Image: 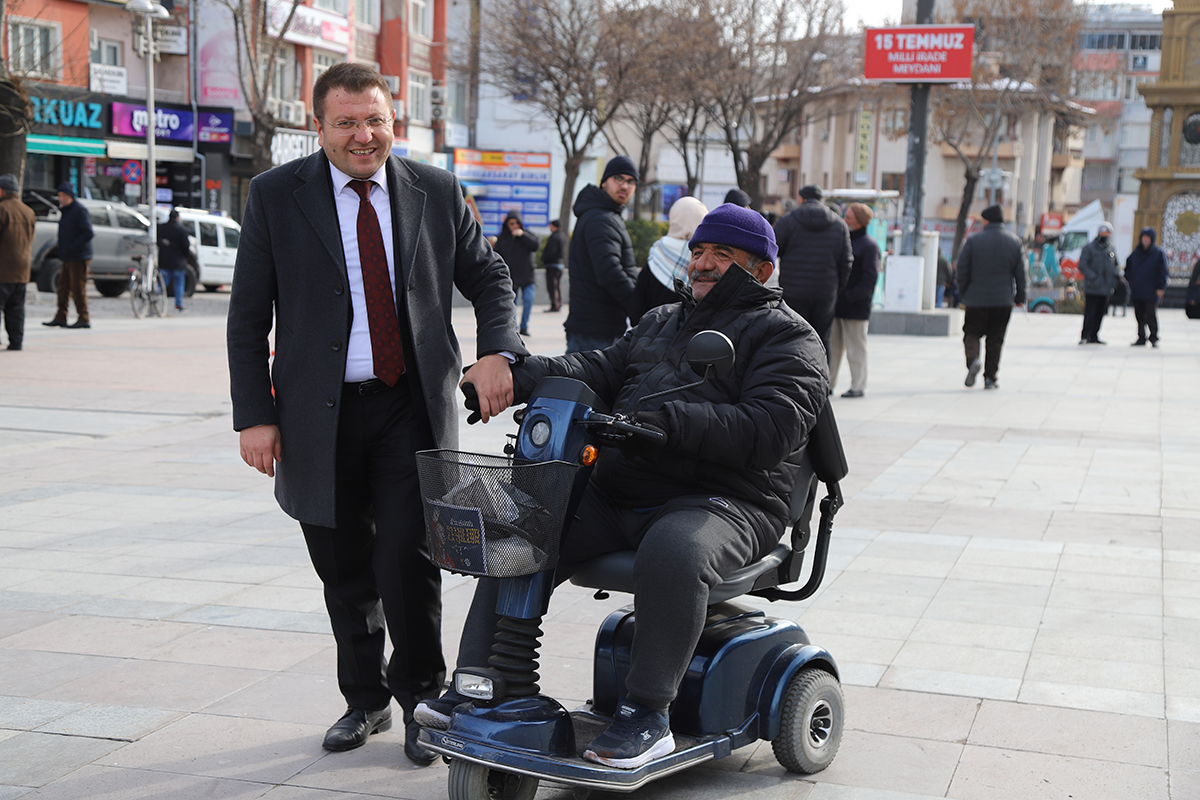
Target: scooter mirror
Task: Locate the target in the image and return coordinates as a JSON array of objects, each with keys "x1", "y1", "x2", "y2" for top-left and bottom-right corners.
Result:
[{"x1": 686, "y1": 330, "x2": 735, "y2": 379}]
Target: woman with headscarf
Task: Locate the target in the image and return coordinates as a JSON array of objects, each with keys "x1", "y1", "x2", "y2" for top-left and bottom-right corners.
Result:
[{"x1": 629, "y1": 196, "x2": 708, "y2": 325}]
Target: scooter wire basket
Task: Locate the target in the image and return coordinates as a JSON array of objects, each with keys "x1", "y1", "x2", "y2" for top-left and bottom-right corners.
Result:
[{"x1": 416, "y1": 449, "x2": 582, "y2": 578}]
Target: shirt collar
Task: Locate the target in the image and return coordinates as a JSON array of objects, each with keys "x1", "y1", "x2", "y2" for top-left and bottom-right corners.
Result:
[{"x1": 328, "y1": 160, "x2": 389, "y2": 199}]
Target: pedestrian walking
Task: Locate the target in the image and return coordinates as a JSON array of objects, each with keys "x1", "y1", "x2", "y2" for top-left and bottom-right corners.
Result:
[
  {"x1": 157, "y1": 209, "x2": 192, "y2": 313},
  {"x1": 0, "y1": 174, "x2": 36, "y2": 351},
  {"x1": 830, "y1": 203, "x2": 880, "y2": 398},
  {"x1": 564, "y1": 155, "x2": 639, "y2": 353},
  {"x1": 1124, "y1": 226, "x2": 1168, "y2": 347},
  {"x1": 43, "y1": 181, "x2": 94, "y2": 329},
  {"x1": 936, "y1": 247, "x2": 953, "y2": 307},
  {"x1": 494, "y1": 209, "x2": 539, "y2": 336},
  {"x1": 542, "y1": 218, "x2": 566, "y2": 312},
  {"x1": 956, "y1": 204, "x2": 1026, "y2": 390},
  {"x1": 774, "y1": 184, "x2": 852, "y2": 363},
  {"x1": 226, "y1": 63, "x2": 527, "y2": 765},
  {"x1": 629, "y1": 195, "x2": 707, "y2": 325},
  {"x1": 1078, "y1": 221, "x2": 1119, "y2": 344}
]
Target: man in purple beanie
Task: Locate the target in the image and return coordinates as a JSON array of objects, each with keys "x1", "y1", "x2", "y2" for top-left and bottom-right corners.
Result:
[{"x1": 417, "y1": 203, "x2": 829, "y2": 769}]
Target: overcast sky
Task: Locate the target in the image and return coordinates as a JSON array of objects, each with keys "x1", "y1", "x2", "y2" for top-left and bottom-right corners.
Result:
[{"x1": 847, "y1": 0, "x2": 1173, "y2": 28}]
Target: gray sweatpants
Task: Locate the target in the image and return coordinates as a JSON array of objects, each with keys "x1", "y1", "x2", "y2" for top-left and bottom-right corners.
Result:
[{"x1": 457, "y1": 482, "x2": 779, "y2": 710}]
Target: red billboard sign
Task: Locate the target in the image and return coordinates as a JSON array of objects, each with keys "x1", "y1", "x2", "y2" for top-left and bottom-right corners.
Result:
[{"x1": 864, "y1": 25, "x2": 975, "y2": 83}]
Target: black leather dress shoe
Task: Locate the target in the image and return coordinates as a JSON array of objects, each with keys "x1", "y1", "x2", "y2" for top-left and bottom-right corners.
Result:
[
  {"x1": 42, "y1": 319, "x2": 66, "y2": 327},
  {"x1": 68, "y1": 320, "x2": 91, "y2": 329},
  {"x1": 322, "y1": 706, "x2": 392, "y2": 751},
  {"x1": 405, "y1": 719, "x2": 437, "y2": 766}
]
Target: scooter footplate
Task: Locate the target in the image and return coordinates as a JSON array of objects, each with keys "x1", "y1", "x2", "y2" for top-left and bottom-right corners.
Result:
[{"x1": 419, "y1": 711, "x2": 734, "y2": 792}]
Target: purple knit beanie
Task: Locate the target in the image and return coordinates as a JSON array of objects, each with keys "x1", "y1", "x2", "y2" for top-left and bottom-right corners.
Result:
[{"x1": 688, "y1": 203, "x2": 778, "y2": 263}]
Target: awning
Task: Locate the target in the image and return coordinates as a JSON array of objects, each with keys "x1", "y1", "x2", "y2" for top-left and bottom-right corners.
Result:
[
  {"x1": 27, "y1": 134, "x2": 108, "y2": 157},
  {"x1": 105, "y1": 141, "x2": 195, "y2": 163}
]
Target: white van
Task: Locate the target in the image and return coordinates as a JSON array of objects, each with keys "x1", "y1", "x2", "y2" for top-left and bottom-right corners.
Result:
[{"x1": 154, "y1": 207, "x2": 241, "y2": 295}]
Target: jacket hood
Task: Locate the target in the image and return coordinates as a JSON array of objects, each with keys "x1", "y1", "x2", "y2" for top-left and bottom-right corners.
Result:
[
  {"x1": 496, "y1": 209, "x2": 524, "y2": 241},
  {"x1": 573, "y1": 183, "x2": 622, "y2": 218},
  {"x1": 1139, "y1": 227, "x2": 1157, "y2": 247},
  {"x1": 795, "y1": 199, "x2": 838, "y2": 232}
]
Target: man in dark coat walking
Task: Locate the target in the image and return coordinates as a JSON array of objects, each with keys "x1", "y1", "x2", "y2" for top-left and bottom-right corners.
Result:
[
  {"x1": 227, "y1": 63, "x2": 527, "y2": 764},
  {"x1": 0, "y1": 174, "x2": 36, "y2": 350},
  {"x1": 542, "y1": 218, "x2": 566, "y2": 312},
  {"x1": 1124, "y1": 227, "x2": 1168, "y2": 347},
  {"x1": 956, "y1": 204, "x2": 1026, "y2": 390},
  {"x1": 44, "y1": 181, "x2": 94, "y2": 329},
  {"x1": 830, "y1": 202, "x2": 880, "y2": 397},
  {"x1": 157, "y1": 209, "x2": 192, "y2": 313},
  {"x1": 773, "y1": 184, "x2": 852, "y2": 362},
  {"x1": 417, "y1": 203, "x2": 829, "y2": 770},
  {"x1": 1078, "y1": 221, "x2": 1119, "y2": 344},
  {"x1": 564, "y1": 155, "x2": 639, "y2": 353}
]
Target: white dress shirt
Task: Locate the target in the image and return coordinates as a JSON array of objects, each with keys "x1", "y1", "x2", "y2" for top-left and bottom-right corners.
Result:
[{"x1": 329, "y1": 161, "x2": 399, "y2": 383}]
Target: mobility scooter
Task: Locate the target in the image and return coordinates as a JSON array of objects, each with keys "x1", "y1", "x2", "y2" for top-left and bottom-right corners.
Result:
[{"x1": 415, "y1": 331, "x2": 849, "y2": 800}]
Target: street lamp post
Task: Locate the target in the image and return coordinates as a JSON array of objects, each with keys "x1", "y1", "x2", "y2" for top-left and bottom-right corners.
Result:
[{"x1": 127, "y1": 0, "x2": 170, "y2": 297}]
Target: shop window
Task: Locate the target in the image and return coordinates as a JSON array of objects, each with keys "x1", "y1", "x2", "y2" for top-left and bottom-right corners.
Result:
[
  {"x1": 199, "y1": 221, "x2": 219, "y2": 247},
  {"x1": 10, "y1": 18, "x2": 60, "y2": 79}
]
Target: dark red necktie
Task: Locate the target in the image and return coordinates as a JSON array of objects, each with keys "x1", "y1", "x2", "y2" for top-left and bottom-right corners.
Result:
[{"x1": 348, "y1": 179, "x2": 404, "y2": 386}]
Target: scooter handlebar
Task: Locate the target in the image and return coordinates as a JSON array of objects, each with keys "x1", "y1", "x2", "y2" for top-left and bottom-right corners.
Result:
[{"x1": 580, "y1": 413, "x2": 667, "y2": 444}]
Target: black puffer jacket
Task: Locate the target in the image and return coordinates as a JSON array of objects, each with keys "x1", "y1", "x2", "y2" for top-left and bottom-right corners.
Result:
[
  {"x1": 513, "y1": 265, "x2": 830, "y2": 529},
  {"x1": 774, "y1": 200, "x2": 852, "y2": 306},
  {"x1": 493, "y1": 212, "x2": 540, "y2": 288},
  {"x1": 564, "y1": 184, "x2": 637, "y2": 338}
]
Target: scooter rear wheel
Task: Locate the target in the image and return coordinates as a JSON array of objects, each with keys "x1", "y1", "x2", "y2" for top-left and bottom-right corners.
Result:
[
  {"x1": 447, "y1": 759, "x2": 539, "y2": 800},
  {"x1": 772, "y1": 667, "x2": 844, "y2": 774}
]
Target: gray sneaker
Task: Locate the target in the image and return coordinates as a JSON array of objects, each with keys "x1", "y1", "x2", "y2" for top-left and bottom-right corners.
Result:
[
  {"x1": 583, "y1": 699, "x2": 675, "y2": 769},
  {"x1": 965, "y1": 358, "x2": 981, "y2": 387},
  {"x1": 413, "y1": 690, "x2": 469, "y2": 730}
]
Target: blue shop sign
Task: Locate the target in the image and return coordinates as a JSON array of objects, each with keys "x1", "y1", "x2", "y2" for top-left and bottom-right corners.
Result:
[{"x1": 30, "y1": 96, "x2": 103, "y2": 130}]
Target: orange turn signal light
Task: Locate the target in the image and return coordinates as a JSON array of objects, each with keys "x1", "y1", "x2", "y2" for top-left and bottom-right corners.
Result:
[{"x1": 581, "y1": 445, "x2": 598, "y2": 466}]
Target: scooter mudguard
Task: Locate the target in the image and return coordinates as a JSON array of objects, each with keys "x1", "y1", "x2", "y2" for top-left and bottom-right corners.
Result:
[
  {"x1": 444, "y1": 695, "x2": 576, "y2": 758},
  {"x1": 594, "y1": 602, "x2": 837, "y2": 738}
]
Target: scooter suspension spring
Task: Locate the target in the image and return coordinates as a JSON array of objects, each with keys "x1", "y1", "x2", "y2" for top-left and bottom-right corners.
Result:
[{"x1": 488, "y1": 615, "x2": 543, "y2": 697}]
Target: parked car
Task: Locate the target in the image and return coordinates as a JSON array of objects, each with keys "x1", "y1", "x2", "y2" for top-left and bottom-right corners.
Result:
[
  {"x1": 170, "y1": 208, "x2": 241, "y2": 295},
  {"x1": 27, "y1": 191, "x2": 154, "y2": 297}
]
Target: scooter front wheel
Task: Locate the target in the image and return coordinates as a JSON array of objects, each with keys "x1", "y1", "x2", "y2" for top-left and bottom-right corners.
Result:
[
  {"x1": 772, "y1": 667, "x2": 844, "y2": 774},
  {"x1": 447, "y1": 759, "x2": 539, "y2": 800}
]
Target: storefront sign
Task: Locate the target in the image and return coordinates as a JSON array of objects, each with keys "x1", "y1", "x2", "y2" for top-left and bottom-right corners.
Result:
[
  {"x1": 30, "y1": 96, "x2": 104, "y2": 130},
  {"x1": 197, "y1": 0, "x2": 242, "y2": 107},
  {"x1": 156, "y1": 25, "x2": 189, "y2": 55},
  {"x1": 267, "y1": 0, "x2": 350, "y2": 53},
  {"x1": 111, "y1": 102, "x2": 195, "y2": 142},
  {"x1": 271, "y1": 128, "x2": 320, "y2": 166},
  {"x1": 410, "y1": 39, "x2": 432, "y2": 72},
  {"x1": 83, "y1": 157, "x2": 97, "y2": 177},
  {"x1": 89, "y1": 64, "x2": 128, "y2": 96},
  {"x1": 198, "y1": 112, "x2": 233, "y2": 143},
  {"x1": 855, "y1": 108, "x2": 873, "y2": 184},
  {"x1": 864, "y1": 25, "x2": 975, "y2": 83},
  {"x1": 453, "y1": 149, "x2": 552, "y2": 235}
]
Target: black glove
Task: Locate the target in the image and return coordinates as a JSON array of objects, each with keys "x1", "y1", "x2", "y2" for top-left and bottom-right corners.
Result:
[
  {"x1": 616, "y1": 410, "x2": 669, "y2": 460},
  {"x1": 462, "y1": 383, "x2": 482, "y2": 425}
]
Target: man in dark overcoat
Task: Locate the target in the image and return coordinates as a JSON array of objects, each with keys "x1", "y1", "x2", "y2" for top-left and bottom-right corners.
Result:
[
  {"x1": 955, "y1": 204, "x2": 1026, "y2": 390},
  {"x1": 227, "y1": 63, "x2": 527, "y2": 765}
]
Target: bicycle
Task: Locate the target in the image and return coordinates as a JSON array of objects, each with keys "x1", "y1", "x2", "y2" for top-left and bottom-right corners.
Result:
[{"x1": 129, "y1": 255, "x2": 166, "y2": 318}]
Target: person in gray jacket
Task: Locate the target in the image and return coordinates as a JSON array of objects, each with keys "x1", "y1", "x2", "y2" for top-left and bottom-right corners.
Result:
[
  {"x1": 956, "y1": 205, "x2": 1026, "y2": 390},
  {"x1": 1078, "y1": 221, "x2": 1119, "y2": 344}
]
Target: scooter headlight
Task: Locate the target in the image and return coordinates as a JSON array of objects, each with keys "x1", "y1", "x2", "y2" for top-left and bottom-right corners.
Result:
[
  {"x1": 530, "y1": 419, "x2": 551, "y2": 447},
  {"x1": 454, "y1": 668, "x2": 506, "y2": 701}
]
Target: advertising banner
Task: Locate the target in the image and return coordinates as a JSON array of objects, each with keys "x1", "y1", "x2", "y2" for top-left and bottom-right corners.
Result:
[
  {"x1": 111, "y1": 103, "x2": 195, "y2": 142},
  {"x1": 197, "y1": 0, "x2": 242, "y2": 108},
  {"x1": 198, "y1": 111, "x2": 233, "y2": 144},
  {"x1": 864, "y1": 25, "x2": 975, "y2": 83},
  {"x1": 453, "y1": 149, "x2": 552, "y2": 235}
]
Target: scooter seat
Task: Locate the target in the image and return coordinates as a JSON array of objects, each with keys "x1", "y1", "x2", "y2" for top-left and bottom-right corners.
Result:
[{"x1": 568, "y1": 543, "x2": 791, "y2": 604}]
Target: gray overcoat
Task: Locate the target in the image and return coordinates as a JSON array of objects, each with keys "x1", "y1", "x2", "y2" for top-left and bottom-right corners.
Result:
[{"x1": 227, "y1": 151, "x2": 527, "y2": 528}]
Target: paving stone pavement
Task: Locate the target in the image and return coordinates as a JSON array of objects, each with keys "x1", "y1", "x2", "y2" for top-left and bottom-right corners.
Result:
[{"x1": 1, "y1": 294, "x2": 1198, "y2": 799}]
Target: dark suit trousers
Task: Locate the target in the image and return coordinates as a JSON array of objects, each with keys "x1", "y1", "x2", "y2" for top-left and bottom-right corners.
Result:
[
  {"x1": 963, "y1": 305, "x2": 1012, "y2": 381},
  {"x1": 300, "y1": 378, "x2": 444, "y2": 714},
  {"x1": 544, "y1": 265, "x2": 563, "y2": 311},
  {"x1": 788, "y1": 295, "x2": 835, "y2": 365},
  {"x1": 1081, "y1": 294, "x2": 1109, "y2": 342},
  {"x1": 0, "y1": 282, "x2": 25, "y2": 348},
  {"x1": 1132, "y1": 299, "x2": 1159, "y2": 342}
]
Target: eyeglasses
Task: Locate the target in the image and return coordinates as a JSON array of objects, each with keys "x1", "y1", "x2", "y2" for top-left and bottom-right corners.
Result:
[
  {"x1": 324, "y1": 117, "x2": 392, "y2": 133},
  {"x1": 609, "y1": 176, "x2": 637, "y2": 187}
]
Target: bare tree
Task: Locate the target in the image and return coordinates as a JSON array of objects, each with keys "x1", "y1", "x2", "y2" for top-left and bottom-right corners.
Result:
[
  {"x1": 479, "y1": 0, "x2": 639, "y2": 231},
  {"x1": 703, "y1": 0, "x2": 847, "y2": 209},
  {"x1": 0, "y1": 0, "x2": 39, "y2": 190},
  {"x1": 217, "y1": 0, "x2": 303, "y2": 176},
  {"x1": 935, "y1": 0, "x2": 1087, "y2": 257}
]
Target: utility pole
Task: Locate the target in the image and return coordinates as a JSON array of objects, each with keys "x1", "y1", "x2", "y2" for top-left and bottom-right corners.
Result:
[
  {"x1": 468, "y1": 0, "x2": 480, "y2": 148},
  {"x1": 900, "y1": 0, "x2": 935, "y2": 256}
]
